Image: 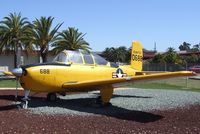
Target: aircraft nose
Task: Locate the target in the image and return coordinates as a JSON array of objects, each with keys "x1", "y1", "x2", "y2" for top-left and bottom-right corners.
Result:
[{"x1": 12, "y1": 68, "x2": 23, "y2": 77}]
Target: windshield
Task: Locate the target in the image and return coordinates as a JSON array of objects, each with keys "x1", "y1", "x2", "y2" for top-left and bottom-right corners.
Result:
[{"x1": 53, "y1": 52, "x2": 68, "y2": 63}]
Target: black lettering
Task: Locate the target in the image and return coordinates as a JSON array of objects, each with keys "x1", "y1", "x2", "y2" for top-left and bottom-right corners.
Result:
[
  {"x1": 132, "y1": 54, "x2": 143, "y2": 62},
  {"x1": 40, "y1": 69, "x2": 50, "y2": 74},
  {"x1": 47, "y1": 69, "x2": 50, "y2": 74}
]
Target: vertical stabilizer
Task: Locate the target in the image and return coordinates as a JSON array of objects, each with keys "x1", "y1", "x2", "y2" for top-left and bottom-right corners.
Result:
[{"x1": 131, "y1": 41, "x2": 143, "y2": 71}]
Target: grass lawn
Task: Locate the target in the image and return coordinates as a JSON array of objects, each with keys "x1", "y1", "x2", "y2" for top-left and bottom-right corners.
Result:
[
  {"x1": 0, "y1": 80, "x2": 20, "y2": 88},
  {"x1": 127, "y1": 77, "x2": 200, "y2": 92},
  {"x1": 0, "y1": 77, "x2": 200, "y2": 92}
]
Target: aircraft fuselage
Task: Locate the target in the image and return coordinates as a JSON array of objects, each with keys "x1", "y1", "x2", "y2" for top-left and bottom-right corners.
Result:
[{"x1": 20, "y1": 63, "x2": 136, "y2": 93}]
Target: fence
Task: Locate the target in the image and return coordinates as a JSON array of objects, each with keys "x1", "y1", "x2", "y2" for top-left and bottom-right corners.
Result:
[
  {"x1": 143, "y1": 62, "x2": 200, "y2": 72},
  {"x1": 141, "y1": 62, "x2": 200, "y2": 89}
]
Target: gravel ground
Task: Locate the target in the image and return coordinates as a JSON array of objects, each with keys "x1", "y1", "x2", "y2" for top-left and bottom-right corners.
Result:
[
  {"x1": 0, "y1": 88, "x2": 200, "y2": 133},
  {"x1": 27, "y1": 88, "x2": 200, "y2": 115}
]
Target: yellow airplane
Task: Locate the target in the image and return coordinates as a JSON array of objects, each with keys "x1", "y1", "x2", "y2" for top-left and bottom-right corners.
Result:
[{"x1": 3, "y1": 41, "x2": 196, "y2": 108}]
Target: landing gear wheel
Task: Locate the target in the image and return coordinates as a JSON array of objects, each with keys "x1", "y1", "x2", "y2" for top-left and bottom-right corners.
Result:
[
  {"x1": 58, "y1": 92, "x2": 66, "y2": 96},
  {"x1": 47, "y1": 93, "x2": 57, "y2": 101},
  {"x1": 102, "y1": 102, "x2": 112, "y2": 107},
  {"x1": 20, "y1": 100, "x2": 28, "y2": 109},
  {"x1": 94, "y1": 96, "x2": 112, "y2": 107}
]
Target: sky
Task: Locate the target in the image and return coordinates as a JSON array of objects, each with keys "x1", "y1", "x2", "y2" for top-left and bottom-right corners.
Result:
[{"x1": 1, "y1": 0, "x2": 200, "y2": 52}]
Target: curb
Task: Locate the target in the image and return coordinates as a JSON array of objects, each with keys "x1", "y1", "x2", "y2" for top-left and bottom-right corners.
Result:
[{"x1": 0, "y1": 88, "x2": 23, "y2": 90}]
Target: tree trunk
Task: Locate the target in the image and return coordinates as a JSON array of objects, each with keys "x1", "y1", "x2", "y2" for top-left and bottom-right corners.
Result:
[
  {"x1": 14, "y1": 51, "x2": 17, "y2": 68},
  {"x1": 40, "y1": 50, "x2": 48, "y2": 63},
  {"x1": 14, "y1": 42, "x2": 22, "y2": 68},
  {"x1": 40, "y1": 45, "x2": 49, "y2": 63}
]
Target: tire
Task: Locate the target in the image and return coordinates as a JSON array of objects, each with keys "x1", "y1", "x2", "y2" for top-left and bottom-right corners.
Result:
[{"x1": 47, "y1": 93, "x2": 57, "y2": 101}]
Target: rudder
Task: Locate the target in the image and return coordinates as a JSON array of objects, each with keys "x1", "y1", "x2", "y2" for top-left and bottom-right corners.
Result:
[{"x1": 131, "y1": 41, "x2": 143, "y2": 71}]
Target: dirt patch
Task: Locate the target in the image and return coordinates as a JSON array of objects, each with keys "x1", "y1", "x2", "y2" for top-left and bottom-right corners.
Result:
[{"x1": 0, "y1": 90, "x2": 199, "y2": 134}]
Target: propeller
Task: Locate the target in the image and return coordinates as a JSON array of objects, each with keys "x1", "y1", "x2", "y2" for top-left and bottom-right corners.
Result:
[{"x1": 12, "y1": 67, "x2": 23, "y2": 100}]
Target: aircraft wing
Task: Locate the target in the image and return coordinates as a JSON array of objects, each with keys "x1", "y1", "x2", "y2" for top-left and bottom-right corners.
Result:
[{"x1": 62, "y1": 71, "x2": 195, "y2": 89}]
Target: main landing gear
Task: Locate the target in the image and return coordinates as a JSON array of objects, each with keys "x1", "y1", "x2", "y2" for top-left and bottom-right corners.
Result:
[
  {"x1": 95, "y1": 96, "x2": 112, "y2": 107},
  {"x1": 95, "y1": 86, "x2": 113, "y2": 107}
]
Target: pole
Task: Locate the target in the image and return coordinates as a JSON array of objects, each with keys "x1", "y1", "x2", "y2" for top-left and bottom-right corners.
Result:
[{"x1": 185, "y1": 61, "x2": 188, "y2": 88}]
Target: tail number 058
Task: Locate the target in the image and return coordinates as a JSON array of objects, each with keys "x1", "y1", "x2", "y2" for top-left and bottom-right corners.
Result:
[{"x1": 132, "y1": 54, "x2": 143, "y2": 62}]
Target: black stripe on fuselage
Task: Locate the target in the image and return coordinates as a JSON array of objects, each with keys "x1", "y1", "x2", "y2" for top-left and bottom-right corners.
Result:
[{"x1": 21, "y1": 62, "x2": 71, "y2": 69}]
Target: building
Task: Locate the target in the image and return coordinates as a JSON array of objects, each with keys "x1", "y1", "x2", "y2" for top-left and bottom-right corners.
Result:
[{"x1": 0, "y1": 50, "x2": 55, "y2": 70}]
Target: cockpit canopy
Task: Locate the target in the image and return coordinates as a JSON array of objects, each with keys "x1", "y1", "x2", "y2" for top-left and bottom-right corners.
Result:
[{"x1": 53, "y1": 50, "x2": 109, "y2": 66}]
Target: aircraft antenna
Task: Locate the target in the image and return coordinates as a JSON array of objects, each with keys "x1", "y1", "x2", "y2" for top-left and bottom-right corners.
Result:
[{"x1": 154, "y1": 42, "x2": 157, "y2": 52}]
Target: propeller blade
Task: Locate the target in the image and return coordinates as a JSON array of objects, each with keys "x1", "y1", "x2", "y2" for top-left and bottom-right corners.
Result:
[{"x1": 14, "y1": 41, "x2": 22, "y2": 102}]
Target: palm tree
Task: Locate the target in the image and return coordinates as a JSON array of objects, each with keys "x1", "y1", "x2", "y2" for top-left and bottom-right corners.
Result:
[
  {"x1": 164, "y1": 47, "x2": 178, "y2": 63},
  {"x1": 115, "y1": 46, "x2": 128, "y2": 63},
  {"x1": 192, "y1": 43, "x2": 200, "y2": 52},
  {"x1": 30, "y1": 16, "x2": 62, "y2": 63},
  {"x1": 179, "y1": 42, "x2": 191, "y2": 51},
  {"x1": 101, "y1": 47, "x2": 115, "y2": 62},
  {"x1": 0, "y1": 12, "x2": 32, "y2": 68},
  {"x1": 166, "y1": 47, "x2": 176, "y2": 53},
  {"x1": 52, "y1": 27, "x2": 91, "y2": 54},
  {"x1": 101, "y1": 46, "x2": 129, "y2": 63}
]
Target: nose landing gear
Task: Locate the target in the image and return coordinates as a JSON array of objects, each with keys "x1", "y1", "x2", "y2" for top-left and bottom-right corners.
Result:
[{"x1": 20, "y1": 90, "x2": 30, "y2": 109}]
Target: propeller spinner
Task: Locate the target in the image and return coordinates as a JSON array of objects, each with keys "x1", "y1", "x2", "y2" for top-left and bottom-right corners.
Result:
[{"x1": 12, "y1": 68, "x2": 23, "y2": 77}]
